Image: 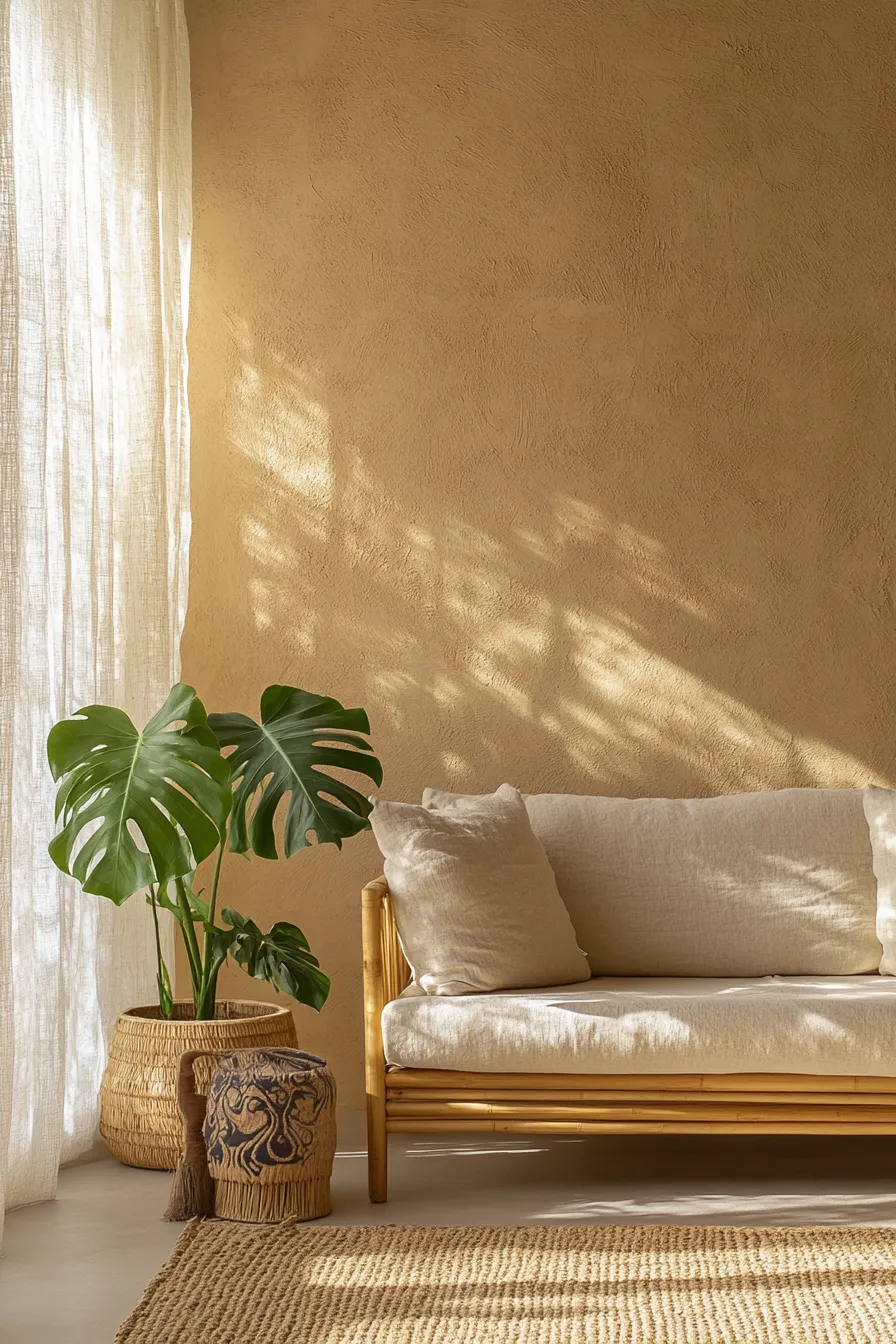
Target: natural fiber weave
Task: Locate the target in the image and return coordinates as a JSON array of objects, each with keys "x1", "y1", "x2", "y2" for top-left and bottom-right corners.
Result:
[
  {"x1": 116, "y1": 1221, "x2": 896, "y2": 1343},
  {"x1": 100, "y1": 1001, "x2": 297, "y2": 1170}
]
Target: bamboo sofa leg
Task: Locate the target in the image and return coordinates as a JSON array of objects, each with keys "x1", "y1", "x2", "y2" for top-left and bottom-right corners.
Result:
[{"x1": 366, "y1": 1083, "x2": 388, "y2": 1203}]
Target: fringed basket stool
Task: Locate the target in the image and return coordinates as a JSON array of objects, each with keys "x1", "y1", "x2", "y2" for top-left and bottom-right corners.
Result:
[{"x1": 165, "y1": 1048, "x2": 337, "y2": 1223}]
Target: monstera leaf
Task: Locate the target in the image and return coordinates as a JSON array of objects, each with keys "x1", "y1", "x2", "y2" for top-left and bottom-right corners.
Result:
[
  {"x1": 209, "y1": 908, "x2": 330, "y2": 1011},
  {"x1": 209, "y1": 685, "x2": 383, "y2": 858},
  {"x1": 48, "y1": 684, "x2": 232, "y2": 905}
]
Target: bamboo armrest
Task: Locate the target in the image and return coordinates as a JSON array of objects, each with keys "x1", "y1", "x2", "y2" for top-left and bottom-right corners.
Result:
[
  {"x1": 361, "y1": 876, "x2": 405, "y2": 1202},
  {"x1": 361, "y1": 876, "x2": 410, "y2": 1011}
]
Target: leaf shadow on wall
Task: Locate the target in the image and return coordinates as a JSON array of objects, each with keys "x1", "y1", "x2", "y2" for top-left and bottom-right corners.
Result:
[{"x1": 189, "y1": 322, "x2": 896, "y2": 804}]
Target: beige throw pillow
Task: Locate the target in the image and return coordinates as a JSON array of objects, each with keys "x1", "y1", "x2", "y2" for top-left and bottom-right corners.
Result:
[{"x1": 368, "y1": 784, "x2": 589, "y2": 995}]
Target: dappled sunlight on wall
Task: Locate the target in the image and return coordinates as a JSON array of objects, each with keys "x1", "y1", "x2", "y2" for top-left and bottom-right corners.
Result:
[
  {"x1": 202, "y1": 317, "x2": 879, "y2": 797},
  {"x1": 184, "y1": 0, "x2": 896, "y2": 1102}
]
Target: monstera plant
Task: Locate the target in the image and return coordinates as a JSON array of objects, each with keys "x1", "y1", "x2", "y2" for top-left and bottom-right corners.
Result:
[{"x1": 47, "y1": 683, "x2": 383, "y2": 1020}]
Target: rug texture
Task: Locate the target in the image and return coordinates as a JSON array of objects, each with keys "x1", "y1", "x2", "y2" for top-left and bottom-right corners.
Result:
[{"x1": 115, "y1": 1220, "x2": 896, "y2": 1344}]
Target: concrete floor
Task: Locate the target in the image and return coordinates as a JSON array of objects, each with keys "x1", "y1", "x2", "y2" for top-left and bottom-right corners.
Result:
[{"x1": 3, "y1": 1111, "x2": 896, "y2": 1343}]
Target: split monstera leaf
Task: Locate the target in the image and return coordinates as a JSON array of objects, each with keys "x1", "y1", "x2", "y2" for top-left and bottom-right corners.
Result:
[{"x1": 47, "y1": 683, "x2": 382, "y2": 1019}]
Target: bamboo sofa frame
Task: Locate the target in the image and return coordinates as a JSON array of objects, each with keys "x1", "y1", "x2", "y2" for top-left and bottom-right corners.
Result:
[{"x1": 362, "y1": 875, "x2": 896, "y2": 1202}]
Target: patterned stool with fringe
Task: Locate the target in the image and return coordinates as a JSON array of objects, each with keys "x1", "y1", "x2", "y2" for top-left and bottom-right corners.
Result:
[{"x1": 165, "y1": 1047, "x2": 337, "y2": 1224}]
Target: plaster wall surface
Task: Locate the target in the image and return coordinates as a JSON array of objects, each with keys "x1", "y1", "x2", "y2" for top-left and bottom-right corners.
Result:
[{"x1": 184, "y1": 0, "x2": 896, "y2": 1102}]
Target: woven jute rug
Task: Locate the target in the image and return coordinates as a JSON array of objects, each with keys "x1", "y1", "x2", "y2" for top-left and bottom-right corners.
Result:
[{"x1": 115, "y1": 1220, "x2": 896, "y2": 1343}]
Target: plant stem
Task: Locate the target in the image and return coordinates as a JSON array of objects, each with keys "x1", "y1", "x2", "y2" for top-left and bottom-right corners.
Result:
[
  {"x1": 174, "y1": 874, "x2": 204, "y2": 1003},
  {"x1": 196, "y1": 842, "x2": 226, "y2": 1020},
  {"x1": 148, "y1": 885, "x2": 174, "y2": 1018},
  {"x1": 206, "y1": 842, "x2": 225, "y2": 928},
  {"x1": 195, "y1": 965, "x2": 219, "y2": 1020}
]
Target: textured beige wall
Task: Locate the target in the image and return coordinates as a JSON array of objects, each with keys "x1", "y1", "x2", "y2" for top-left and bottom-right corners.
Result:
[{"x1": 183, "y1": 0, "x2": 896, "y2": 1103}]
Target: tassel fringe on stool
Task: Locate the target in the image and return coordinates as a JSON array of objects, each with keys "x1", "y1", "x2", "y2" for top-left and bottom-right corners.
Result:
[{"x1": 163, "y1": 1050, "x2": 215, "y2": 1221}]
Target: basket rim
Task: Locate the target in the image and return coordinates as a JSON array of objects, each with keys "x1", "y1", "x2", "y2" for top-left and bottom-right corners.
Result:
[{"x1": 118, "y1": 1000, "x2": 293, "y2": 1027}]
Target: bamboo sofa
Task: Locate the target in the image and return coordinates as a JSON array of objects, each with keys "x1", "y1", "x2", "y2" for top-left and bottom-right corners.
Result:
[{"x1": 362, "y1": 786, "x2": 896, "y2": 1203}]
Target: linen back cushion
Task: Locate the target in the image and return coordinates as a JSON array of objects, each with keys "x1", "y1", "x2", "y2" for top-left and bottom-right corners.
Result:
[
  {"x1": 369, "y1": 784, "x2": 589, "y2": 994},
  {"x1": 424, "y1": 788, "x2": 880, "y2": 977}
]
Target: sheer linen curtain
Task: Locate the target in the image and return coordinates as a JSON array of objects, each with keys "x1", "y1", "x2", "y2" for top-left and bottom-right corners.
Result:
[{"x1": 0, "y1": 0, "x2": 191, "y2": 1227}]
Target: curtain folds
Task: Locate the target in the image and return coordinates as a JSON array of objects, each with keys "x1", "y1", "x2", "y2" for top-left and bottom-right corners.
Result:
[{"x1": 0, "y1": 0, "x2": 191, "y2": 1226}]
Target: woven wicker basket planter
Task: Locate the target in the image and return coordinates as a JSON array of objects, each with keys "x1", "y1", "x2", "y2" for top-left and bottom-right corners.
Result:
[{"x1": 100, "y1": 1001, "x2": 298, "y2": 1170}]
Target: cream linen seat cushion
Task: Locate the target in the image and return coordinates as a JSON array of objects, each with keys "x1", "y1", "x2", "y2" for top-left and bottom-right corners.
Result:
[
  {"x1": 382, "y1": 975, "x2": 896, "y2": 1075},
  {"x1": 369, "y1": 785, "x2": 589, "y2": 995},
  {"x1": 425, "y1": 788, "x2": 881, "y2": 977}
]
